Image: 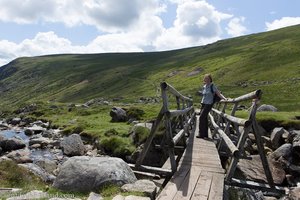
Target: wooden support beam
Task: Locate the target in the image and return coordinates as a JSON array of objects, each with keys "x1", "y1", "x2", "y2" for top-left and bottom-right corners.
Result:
[
  {"x1": 209, "y1": 113, "x2": 239, "y2": 158},
  {"x1": 227, "y1": 178, "x2": 286, "y2": 194},
  {"x1": 128, "y1": 163, "x2": 173, "y2": 177}
]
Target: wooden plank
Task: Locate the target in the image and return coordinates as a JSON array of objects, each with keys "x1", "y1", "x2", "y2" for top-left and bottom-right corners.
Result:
[
  {"x1": 156, "y1": 167, "x2": 190, "y2": 200},
  {"x1": 191, "y1": 171, "x2": 213, "y2": 200},
  {"x1": 173, "y1": 167, "x2": 202, "y2": 200},
  {"x1": 208, "y1": 173, "x2": 225, "y2": 200}
]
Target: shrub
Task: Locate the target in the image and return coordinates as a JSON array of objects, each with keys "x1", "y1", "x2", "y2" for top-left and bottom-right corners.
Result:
[
  {"x1": 100, "y1": 136, "x2": 135, "y2": 158},
  {"x1": 131, "y1": 126, "x2": 150, "y2": 146},
  {"x1": 104, "y1": 128, "x2": 119, "y2": 137},
  {"x1": 126, "y1": 107, "x2": 145, "y2": 120}
]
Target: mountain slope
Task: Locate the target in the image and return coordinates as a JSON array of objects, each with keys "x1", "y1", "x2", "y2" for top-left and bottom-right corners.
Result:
[{"x1": 0, "y1": 25, "x2": 300, "y2": 111}]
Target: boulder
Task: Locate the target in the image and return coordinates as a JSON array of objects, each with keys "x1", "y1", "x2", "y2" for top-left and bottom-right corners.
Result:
[
  {"x1": 87, "y1": 192, "x2": 103, "y2": 200},
  {"x1": 121, "y1": 179, "x2": 157, "y2": 200},
  {"x1": 53, "y1": 156, "x2": 137, "y2": 192},
  {"x1": 289, "y1": 187, "x2": 300, "y2": 200},
  {"x1": 112, "y1": 195, "x2": 150, "y2": 200},
  {"x1": 18, "y1": 163, "x2": 56, "y2": 183},
  {"x1": 291, "y1": 131, "x2": 300, "y2": 157},
  {"x1": 110, "y1": 107, "x2": 127, "y2": 122},
  {"x1": 269, "y1": 143, "x2": 292, "y2": 160},
  {"x1": 257, "y1": 104, "x2": 278, "y2": 112},
  {"x1": 237, "y1": 155, "x2": 286, "y2": 184},
  {"x1": 25, "y1": 125, "x2": 46, "y2": 135},
  {"x1": 60, "y1": 134, "x2": 85, "y2": 156},
  {"x1": 270, "y1": 127, "x2": 287, "y2": 149},
  {"x1": 0, "y1": 137, "x2": 26, "y2": 152},
  {"x1": 34, "y1": 158, "x2": 58, "y2": 174},
  {"x1": 29, "y1": 136, "x2": 52, "y2": 148},
  {"x1": 6, "y1": 149, "x2": 32, "y2": 163},
  {"x1": 10, "y1": 118, "x2": 21, "y2": 126}
]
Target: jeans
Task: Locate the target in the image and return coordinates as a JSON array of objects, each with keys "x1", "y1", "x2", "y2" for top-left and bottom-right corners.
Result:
[{"x1": 199, "y1": 104, "x2": 213, "y2": 138}]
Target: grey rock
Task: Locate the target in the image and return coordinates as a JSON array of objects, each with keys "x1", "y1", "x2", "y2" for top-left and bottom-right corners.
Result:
[
  {"x1": 121, "y1": 179, "x2": 157, "y2": 200},
  {"x1": 53, "y1": 156, "x2": 137, "y2": 192},
  {"x1": 0, "y1": 137, "x2": 26, "y2": 152},
  {"x1": 6, "y1": 149, "x2": 32, "y2": 163},
  {"x1": 60, "y1": 134, "x2": 85, "y2": 156},
  {"x1": 257, "y1": 104, "x2": 278, "y2": 112},
  {"x1": 269, "y1": 143, "x2": 292, "y2": 160},
  {"x1": 34, "y1": 158, "x2": 58, "y2": 174},
  {"x1": 289, "y1": 186, "x2": 300, "y2": 200},
  {"x1": 19, "y1": 163, "x2": 56, "y2": 183},
  {"x1": 112, "y1": 195, "x2": 150, "y2": 200},
  {"x1": 237, "y1": 155, "x2": 285, "y2": 184},
  {"x1": 110, "y1": 107, "x2": 127, "y2": 122},
  {"x1": 87, "y1": 192, "x2": 103, "y2": 200},
  {"x1": 270, "y1": 127, "x2": 287, "y2": 149},
  {"x1": 25, "y1": 125, "x2": 46, "y2": 134}
]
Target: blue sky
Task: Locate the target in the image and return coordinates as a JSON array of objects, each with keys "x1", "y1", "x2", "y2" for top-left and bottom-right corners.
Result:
[{"x1": 0, "y1": 0, "x2": 299, "y2": 66}]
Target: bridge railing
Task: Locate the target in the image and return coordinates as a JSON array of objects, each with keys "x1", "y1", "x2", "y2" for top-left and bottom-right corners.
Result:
[
  {"x1": 209, "y1": 90, "x2": 285, "y2": 193},
  {"x1": 131, "y1": 82, "x2": 195, "y2": 176}
]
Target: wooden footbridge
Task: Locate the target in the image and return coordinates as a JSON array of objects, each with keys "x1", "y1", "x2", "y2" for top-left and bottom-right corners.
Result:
[{"x1": 130, "y1": 82, "x2": 285, "y2": 200}]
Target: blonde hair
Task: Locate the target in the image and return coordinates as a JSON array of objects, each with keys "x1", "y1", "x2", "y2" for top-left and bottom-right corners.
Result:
[{"x1": 204, "y1": 73, "x2": 213, "y2": 82}]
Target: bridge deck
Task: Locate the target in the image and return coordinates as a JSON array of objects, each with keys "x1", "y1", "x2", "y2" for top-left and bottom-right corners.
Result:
[{"x1": 157, "y1": 115, "x2": 225, "y2": 200}]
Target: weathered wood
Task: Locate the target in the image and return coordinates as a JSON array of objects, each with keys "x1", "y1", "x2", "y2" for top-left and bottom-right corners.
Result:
[
  {"x1": 228, "y1": 178, "x2": 286, "y2": 194},
  {"x1": 173, "y1": 129, "x2": 185, "y2": 146},
  {"x1": 161, "y1": 82, "x2": 193, "y2": 102},
  {"x1": 167, "y1": 107, "x2": 194, "y2": 118},
  {"x1": 211, "y1": 108, "x2": 250, "y2": 126},
  {"x1": 223, "y1": 90, "x2": 262, "y2": 103},
  {"x1": 225, "y1": 124, "x2": 252, "y2": 181},
  {"x1": 128, "y1": 164, "x2": 172, "y2": 177},
  {"x1": 209, "y1": 113, "x2": 239, "y2": 158},
  {"x1": 135, "y1": 108, "x2": 164, "y2": 166}
]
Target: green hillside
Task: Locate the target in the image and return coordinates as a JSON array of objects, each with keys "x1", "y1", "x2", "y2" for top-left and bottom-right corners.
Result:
[{"x1": 0, "y1": 25, "x2": 300, "y2": 111}]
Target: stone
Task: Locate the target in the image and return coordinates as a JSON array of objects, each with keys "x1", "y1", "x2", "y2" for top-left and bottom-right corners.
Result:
[
  {"x1": 87, "y1": 192, "x2": 103, "y2": 200},
  {"x1": 53, "y1": 156, "x2": 137, "y2": 192},
  {"x1": 269, "y1": 143, "x2": 292, "y2": 160},
  {"x1": 110, "y1": 107, "x2": 127, "y2": 122},
  {"x1": 34, "y1": 158, "x2": 57, "y2": 174},
  {"x1": 257, "y1": 104, "x2": 278, "y2": 112},
  {"x1": 112, "y1": 195, "x2": 150, "y2": 200},
  {"x1": 10, "y1": 118, "x2": 21, "y2": 126},
  {"x1": 289, "y1": 187, "x2": 300, "y2": 200},
  {"x1": 0, "y1": 137, "x2": 26, "y2": 152},
  {"x1": 19, "y1": 163, "x2": 56, "y2": 183},
  {"x1": 60, "y1": 134, "x2": 85, "y2": 156},
  {"x1": 237, "y1": 155, "x2": 286, "y2": 184},
  {"x1": 270, "y1": 127, "x2": 286, "y2": 149},
  {"x1": 29, "y1": 137, "x2": 52, "y2": 148},
  {"x1": 6, "y1": 149, "x2": 32, "y2": 163},
  {"x1": 121, "y1": 179, "x2": 157, "y2": 199},
  {"x1": 25, "y1": 125, "x2": 46, "y2": 134}
]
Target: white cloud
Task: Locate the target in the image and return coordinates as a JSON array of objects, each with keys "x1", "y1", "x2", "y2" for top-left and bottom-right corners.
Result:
[
  {"x1": 226, "y1": 17, "x2": 247, "y2": 37},
  {"x1": 266, "y1": 17, "x2": 300, "y2": 31},
  {"x1": 155, "y1": 0, "x2": 232, "y2": 50},
  {"x1": 0, "y1": 0, "x2": 164, "y2": 33},
  {"x1": 0, "y1": 0, "x2": 238, "y2": 66}
]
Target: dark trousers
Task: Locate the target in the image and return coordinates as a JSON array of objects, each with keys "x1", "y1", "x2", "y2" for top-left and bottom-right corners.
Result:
[{"x1": 199, "y1": 104, "x2": 213, "y2": 138}]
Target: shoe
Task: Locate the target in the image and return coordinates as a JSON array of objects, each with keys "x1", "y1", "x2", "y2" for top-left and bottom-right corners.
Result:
[{"x1": 196, "y1": 135, "x2": 203, "y2": 138}]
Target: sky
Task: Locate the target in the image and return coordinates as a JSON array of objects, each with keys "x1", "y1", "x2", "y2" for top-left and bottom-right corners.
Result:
[{"x1": 0, "y1": 0, "x2": 300, "y2": 67}]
